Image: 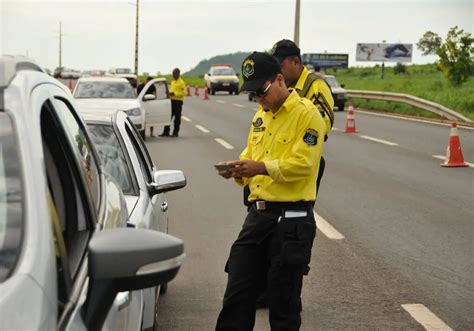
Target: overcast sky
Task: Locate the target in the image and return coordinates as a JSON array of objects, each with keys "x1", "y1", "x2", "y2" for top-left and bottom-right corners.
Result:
[{"x1": 1, "y1": 0, "x2": 472, "y2": 74}]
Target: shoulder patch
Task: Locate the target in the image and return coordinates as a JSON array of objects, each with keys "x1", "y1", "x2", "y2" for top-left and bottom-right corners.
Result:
[
  {"x1": 303, "y1": 128, "x2": 319, "y2": 146},
  {"x1": 253, "y1": 117, "x2": 263, "y2": 127}
]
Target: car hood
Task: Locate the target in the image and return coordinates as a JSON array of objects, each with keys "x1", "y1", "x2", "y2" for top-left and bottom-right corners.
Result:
[
  {"x1": 74, "y1": 98, "x2": 140, "y2": 111},
  {"x1": 210, "y1": 75, "x2": 239, "y2": 82}
]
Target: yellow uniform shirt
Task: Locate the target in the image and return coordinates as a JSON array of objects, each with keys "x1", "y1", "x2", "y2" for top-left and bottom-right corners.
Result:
[
  {"x1": 236, "y1": 90, "x2": 326, "y2": 202},
  {"x1": 170, "y1": 77, "x2": 186, "y2": 101},
  {"x1": 291, "y1": 66, "x2": 334, "y2": 134}
]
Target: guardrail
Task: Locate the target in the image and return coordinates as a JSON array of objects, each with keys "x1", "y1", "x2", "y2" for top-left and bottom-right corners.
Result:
[{"x1": 347, "y1": 90, "x2": 472, "y2": 123}]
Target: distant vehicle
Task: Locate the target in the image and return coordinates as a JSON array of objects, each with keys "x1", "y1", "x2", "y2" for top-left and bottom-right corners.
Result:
[
  {"x1": 109, "y1": 67, "x2": 138, "y2": 88},
  {"x1": 53, "y1": 66, "x2": 64, "y2": 78},
  {"x1": 204, "y1": 64, "x2": 240, "y2": 95},
  {"x1": 323, "y1": 75, "x2": 347, "y2": 111},
  {"x1": 82, "y1": 69, "x2": 106, "y2": 77},
  {"x1": 73, "y1": 76, "x2": 146, "y2": 138},
  {"x1": 59, "y1": 68, "x2": 81, "y2": 79},
  {"x1": 0, "y1": 55, "x2": 184, "y2": 331},
  {"x1": 44, "y1": 68, "x2": 52, "y2": 76},
  {"x1": 82, "y1": 109, "x2": 187, "y2": 328}
]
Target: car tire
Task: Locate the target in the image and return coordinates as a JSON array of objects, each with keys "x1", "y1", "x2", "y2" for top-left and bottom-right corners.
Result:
[
  {"x1": 159, "y1": 283, "x2": 168, "y2": 295},
  {"x1": 211, "y1": 89, "x2": 215, "y2": 95},
  {"x1": 338, "y1": 104, "x2": 345, "y2": 112},
  {"x1": 140, "y1": 129, "x2": 146, "y2": 140}
]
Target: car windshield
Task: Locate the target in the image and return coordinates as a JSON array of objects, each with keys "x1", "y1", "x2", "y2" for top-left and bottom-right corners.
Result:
[
  {"x1": 324, "y1": 76, "x2": 341, "y2": 88},
  {"x1": 74, "y1": 81, "x2": 137, "y2": 99},
  {"x1": 213, "y1": 68, "x2": 235, "y2": 76},
  {"x1": 0, "y1": 111, "x2": 23, "y2": 282},
  {"x1": 116, "y1": 68, "x2": 132, "y2": 74},
  {"x1": 87, "y1": 124, "x2": 135, "y2": 195}
]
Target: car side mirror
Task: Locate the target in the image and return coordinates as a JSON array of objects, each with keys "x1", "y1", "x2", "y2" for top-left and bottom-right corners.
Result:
[
  {"x1": 83, "y1": 228, "x2": 185, "y2": 330},
  {"x1": 236, "y1": 73, "x2": 240, "y2": 77},
  {"x1": 340, "y1": 84, "x2": 345, "y2": 88},
  {"x1": 143, "y1": 94, "x2": 156, "y2": 101},
  {"x1": 148, "y1": 170, "x2": 186, "y2": 196},
  {"x1": 207, "y1": 73, "x2": 211, "y2": 76}
]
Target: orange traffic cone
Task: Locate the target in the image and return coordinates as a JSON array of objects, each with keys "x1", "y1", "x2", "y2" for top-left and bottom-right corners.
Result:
[
  {"x1": 194, "y1": 85, "x2": 199, "y2": 96},
  {"x1": 344, "y1": 103, "x2": 358, "y2": 133},
  {"x1": 203, "y1": 87, "x2": 209, "y2": 100},
  {"x1": 441, "y1": 121, "x2": 468, "y2": 167},
  {"x1": 68, "y1": 79, "x2": 73, "y2": 92},
  {"x1": 186, "y1": 85, "x2": 191, "y2": 96}
]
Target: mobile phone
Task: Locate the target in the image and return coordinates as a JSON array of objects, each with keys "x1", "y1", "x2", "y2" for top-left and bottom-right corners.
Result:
[{"x1": 214, "y1": 164, "x2": 236, "y2": 171}]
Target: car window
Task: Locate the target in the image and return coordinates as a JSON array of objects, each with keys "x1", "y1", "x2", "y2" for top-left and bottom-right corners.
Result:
[
  {"x1": 324, "y1": 76, "x2": 340, "y2": 88},
  {"x1": 87, "y1": 124, "x2": 136, "y2": 195},
  {"x1": 0, "y1": 112, "x2": 23, "y2": 283},
  {"x1": 74, "y1": 81, "x2": 137, "y2": 99},
  {"x1": 125, "y1": 121, "x2": 153, "y2": 183},
  {"x1": 53, "y1": 98, "x2": 101, "y2": 214}
]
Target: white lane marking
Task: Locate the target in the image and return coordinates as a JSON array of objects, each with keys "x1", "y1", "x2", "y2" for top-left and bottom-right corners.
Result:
[
  {"x1": 357, "y1": 110, "x2": 474, "y2": 131},
  {"x1": 433, "y1": 155, "x2": 474, "y2": 168},
  {"x1": 182, "y1": 116, "x2": 191, "y2": 122},
  {"x1": 360, "y1": 135, "x2": 399, "y2": 146},
  {"x1": 232, "y1": 103, "x2": 245, "y2": 108},
  {"x1": 215, "y1": 138, "x2": 234, "y2": 150},
  {"x1": 216, "y1": 100, "x2": 226, "y2": 104},
  {"x1": 402, "y1": 304, "x2": 453, "y2": 331},
  {"x1": 313, "y1": 212, "x2": 345, "y2": 240},
  {"x1": 195, "y1": 125, "x2": 210, "y2": 133}
]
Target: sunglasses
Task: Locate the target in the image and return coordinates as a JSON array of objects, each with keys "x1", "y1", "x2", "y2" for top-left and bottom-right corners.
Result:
[{"x1": 249, "y1": 82, "x2": 272, "y2": 99}]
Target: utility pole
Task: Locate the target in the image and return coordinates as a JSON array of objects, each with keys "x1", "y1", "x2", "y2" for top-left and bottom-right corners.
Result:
[
  {"x1": 134, "y1": 0, "x2": 139, "y2": 75},
  {"x1": 59, "y1": 22, "x2": 63, "y2": 67},
  {"x1": 293, "y1": 0, "x2": 300, "y2": 46}
]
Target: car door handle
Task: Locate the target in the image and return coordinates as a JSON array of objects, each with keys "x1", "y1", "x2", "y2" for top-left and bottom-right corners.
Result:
[
  {"x1": 161, "y1": 202, "x2": 168, "y2": 212},
  {"x1": 116, "y1": 291, "x2": 131, "y2": 311}
]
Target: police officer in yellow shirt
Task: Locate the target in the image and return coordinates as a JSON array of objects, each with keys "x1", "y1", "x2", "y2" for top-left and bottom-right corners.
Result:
[
  {"x1": 159, "y1": 68, "x2": 186, "y2": 137},
  {"x1": 215, "y1": 52, "x2": 326, "y2": 331}
]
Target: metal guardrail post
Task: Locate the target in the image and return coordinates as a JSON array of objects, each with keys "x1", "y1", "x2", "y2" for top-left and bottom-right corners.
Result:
[{"x1": 347, "y1": 90, "x2": 472, "y2": 123}]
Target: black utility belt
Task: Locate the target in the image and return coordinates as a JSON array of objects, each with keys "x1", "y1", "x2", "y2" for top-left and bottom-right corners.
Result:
[{"x1": 251, "y1": 200, "x2": 314, "y2": 211}]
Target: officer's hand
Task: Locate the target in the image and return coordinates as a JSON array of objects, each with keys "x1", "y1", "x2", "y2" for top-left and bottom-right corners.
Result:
[{"x1": 228, "y1": 160, "x2": 267, "y2": 177}]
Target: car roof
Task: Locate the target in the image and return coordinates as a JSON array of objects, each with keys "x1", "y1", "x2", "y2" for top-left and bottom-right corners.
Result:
[
  {"x1": 77, "y1": 76, "x2": 129, "y2": 83},
  {"x1": 0, "y1": 55, "x2": 46, "y2": 88}
]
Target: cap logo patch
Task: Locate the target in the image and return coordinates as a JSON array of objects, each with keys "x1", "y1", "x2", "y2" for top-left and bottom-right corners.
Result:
[
  {"x1": 303, "y1": 129, "x2": 319, "y2": 146},
  {"x1": 243, "y1": 59, "x2": 255, "y2": 78}
]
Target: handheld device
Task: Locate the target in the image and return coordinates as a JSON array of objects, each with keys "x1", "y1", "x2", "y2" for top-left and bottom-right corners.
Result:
[{"x1": 214, "y1": 164, "x2": 237, "y2": 171}]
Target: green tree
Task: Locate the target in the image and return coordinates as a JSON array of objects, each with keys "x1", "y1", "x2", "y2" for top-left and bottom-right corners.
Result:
[{"x1": 417, "y1": 26, "x2": 473, "y2": 85}]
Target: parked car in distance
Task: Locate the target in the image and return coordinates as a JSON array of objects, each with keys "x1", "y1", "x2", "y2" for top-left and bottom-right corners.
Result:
[
  {"x1": 73, "y1": 76, "x2": 146, "y2": 138},
  {"x1": 108, "y1": 67, "x2": 138, "y2": 88},
  {"x1": 82, "y1": 109, "x2": 186, "y2": 324},
  {"x1": 82, "y1": 69, "x2": 106, "y2": 77},
  {"x1": 323, "y1": 74, "x2": 347, "y2": 111},
  {"x1": 204, "y1": 64, "x2": 240, "y2": 95},
  {"x1": 0, "y1": 55, "x2": 185, "y2": 331},
  {"x1": 59, "y1": 68, "x2": 81, "y2": 79}
]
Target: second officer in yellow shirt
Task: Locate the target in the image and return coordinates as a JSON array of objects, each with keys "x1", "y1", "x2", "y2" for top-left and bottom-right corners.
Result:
[
  {"x1": 159, "y1": 67, "x2": 186, "y2": 137},
  {"x1": 215, "y1": 52, "x2": 326, "y2": 331}
]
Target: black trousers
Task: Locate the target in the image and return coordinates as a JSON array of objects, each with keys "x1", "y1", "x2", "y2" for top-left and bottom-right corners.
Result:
[
  {"x1": 216, "y1": 203, "x2": 316, "y2": 331},
  {"x1": 162, "y1": 100, "x2": 183, "y2": 135}
]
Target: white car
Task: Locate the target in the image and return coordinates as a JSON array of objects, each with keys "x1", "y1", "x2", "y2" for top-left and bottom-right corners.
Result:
[
  {"x1": 0, "y1": 55, "x2": 185, "y2": 330},
  {"x1": 204, "y1": 64, "x2": 240, "y2": 95},
  {"x1": 73, "y1": 76, "x2": 146, "y2": 138},
  {"x1": 59, "y1": 68, "x2": 81, "y2": 79},
  {"x1": 82, "y1": 109, "x2": 186, "y2": 323}
]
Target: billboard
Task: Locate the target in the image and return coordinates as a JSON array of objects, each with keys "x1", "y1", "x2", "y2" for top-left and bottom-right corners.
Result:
[
  {"x1": 302, "y1": 53, "x2": 349, "y2": 69},
  {"x1": 356, "y1": 43, "x2": 413, "y2": 62}
]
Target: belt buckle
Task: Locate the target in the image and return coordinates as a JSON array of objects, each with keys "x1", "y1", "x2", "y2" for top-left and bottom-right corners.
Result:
[{"x1": 256, "y1": 201, "x2": 266, "y2": 210}]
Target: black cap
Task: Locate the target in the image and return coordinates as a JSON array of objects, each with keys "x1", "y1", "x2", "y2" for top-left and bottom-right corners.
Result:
[
  {"x1": 270, "y1": 39, "x2": 301, "y2": 63},
  {"x1": 240, "y1": 52, "x2": 281, "y2": 92}
]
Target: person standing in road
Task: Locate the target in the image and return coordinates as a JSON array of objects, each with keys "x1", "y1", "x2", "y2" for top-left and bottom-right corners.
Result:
[
  {"x1": 159, "y1": 68, "x2": 186, "y2": 137},
  {"x1": 215, "y1": 52, "x2": 326, "y2": 331}
]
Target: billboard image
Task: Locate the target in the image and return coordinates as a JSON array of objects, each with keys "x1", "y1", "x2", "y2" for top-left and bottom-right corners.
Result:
[
  {"x1": 356, "y1": 43, "x2": 413, "y2": 62},
  {"x1": 302, "y1": 53, "x2": 349, "y2": 69}
]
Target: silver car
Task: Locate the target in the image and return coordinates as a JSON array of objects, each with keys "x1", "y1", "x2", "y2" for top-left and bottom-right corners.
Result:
[
  {"x1": 82, "y1": 108, "x2": 187, "y2": 327},
  {"x1": 0, "y1": 56, "x2": 185, "y2": 330}
]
